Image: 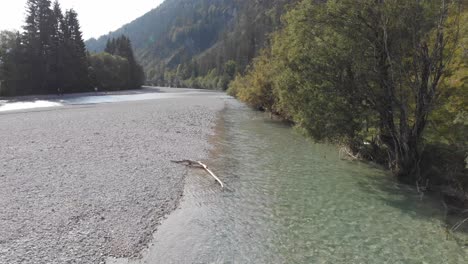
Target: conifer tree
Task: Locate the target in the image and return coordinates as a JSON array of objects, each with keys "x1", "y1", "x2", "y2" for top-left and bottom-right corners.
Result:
[
  {"x1": 22, "y1": 0, "x2": 55, "y2": 93},
  {"x1": 104, "y1": 38, "x2": 116, "y2": 54},
  {"x1": 0, "y1": 31, "x2": 28, "y2": 96},
  {"x1": 61, "y1": 9, "x2": 89, "y2": 92},
  {"x1": 105, "y1": 35, "x2": 144, "y2": 88},
  {"x1": 49, "y1": 0, "x2": 64, "y2": 92},
  {"x1": 22, "y1": 0, "x2": 41, "y2": 93},
  {"x1": 2, "y1": 0, "x2": 142, "y2": 96}
]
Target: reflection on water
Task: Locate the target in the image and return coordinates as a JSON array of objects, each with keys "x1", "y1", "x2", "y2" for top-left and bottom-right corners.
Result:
[
  {"x1": 0, "y1": 88, "x2": 221, "y2": 112},
  {"x1": 0, "y1": 100, "x2": 62, "y2": 112},
  {"x1": 110, "y1": 100, "x2": 468, "y2": 264}
]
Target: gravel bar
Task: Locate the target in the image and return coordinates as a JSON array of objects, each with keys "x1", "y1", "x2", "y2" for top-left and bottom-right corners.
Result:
[{"x1": 0, "y1": 90, "x2": 225, "y2": 263}]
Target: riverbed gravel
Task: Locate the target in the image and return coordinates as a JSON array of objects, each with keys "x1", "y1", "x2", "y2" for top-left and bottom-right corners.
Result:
[{"x1": 0, "y1": 90, "x2": 225, "y2": 263}]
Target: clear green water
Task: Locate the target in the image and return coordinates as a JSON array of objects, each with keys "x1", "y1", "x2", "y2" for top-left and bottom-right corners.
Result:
[{"x1": 113, "y1": 100, "x2": 468, "y2": 264}]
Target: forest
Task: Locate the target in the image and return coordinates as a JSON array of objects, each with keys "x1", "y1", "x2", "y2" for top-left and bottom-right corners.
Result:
[
  {"x1": 229, "y1": 0, "x2": 468, "y2": 208},
  {"x1": 86, "y1": 0, "x2": 296, "y2": 90},
  {"x1": 0, "y1": 0, "x2": 144, "y2": 96}
]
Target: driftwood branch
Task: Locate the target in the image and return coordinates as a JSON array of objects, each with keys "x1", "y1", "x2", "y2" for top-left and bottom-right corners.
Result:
[
  {"x1": 172, "y1": 160, "x2": 224, "y2": 188},
  {"x1": 451, "y1": 217, "x2": 468, "y2": 232},
  {"x1": 339, "y1": 146, "x2": 360, "y2": 160}
]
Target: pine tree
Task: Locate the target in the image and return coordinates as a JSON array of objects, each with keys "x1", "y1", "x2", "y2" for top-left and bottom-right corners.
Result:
[
  {"x1": 22, "y1": 0, "x2": 55, "y2": 94},
  {"x1": 0, "y1": 31, "x2": 29, "y2": 96},
  {"x1": 22, "y1": 0, "x2": 41, "y2": 94},
  {"x1": 105, "y1": 35, "x2": 144, "y2": 88},
  {"x1": 49, "y1": 0, "x2": 64, "y2": 92},
  {"x1": 104, "y1": 38, "x2": 116, "y2": 54},
  {"x1": 61, "y1": 9, "x2": 89, "y2": 92},
  {"x1": 38, "y1": 0, "x2": 54, "y2": 89}
]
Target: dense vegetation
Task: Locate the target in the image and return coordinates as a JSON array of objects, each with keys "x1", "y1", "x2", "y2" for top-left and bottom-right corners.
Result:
[
  {"x1": 86, "y1": 0, "x2": 298, "y2": 90},
  {"x1": 0, "y1": 0, "x2": 144, "y2": 96},
  {"x1": 229, "y1": 0, "x2": 467, "y2": 207},
  {"x1": 88, "y1": 36, "x2": 145, "y2": 91}
]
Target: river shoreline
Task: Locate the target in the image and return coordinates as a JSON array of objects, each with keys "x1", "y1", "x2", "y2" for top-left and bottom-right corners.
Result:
[
  {"x1": 110, "y1": 99, "x2": 468, "y2": 264},
  {"x1": 0, "y1": 86, "x2": 213, "y2": 104},
  {"x1": 0, "y1": 89, "x2": 226, "y2": 263}
]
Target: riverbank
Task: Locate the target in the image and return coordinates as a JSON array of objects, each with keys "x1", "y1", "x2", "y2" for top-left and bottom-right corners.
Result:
[
  {"x1": 0, "y1": 89, "x2": 225, "y2": 263},
  {"x1": 110, "y1": 99, "x2": 468, "y2": 264},
  {"x1": 0, "y1": 86, "x2": 209, "y2": 103}
]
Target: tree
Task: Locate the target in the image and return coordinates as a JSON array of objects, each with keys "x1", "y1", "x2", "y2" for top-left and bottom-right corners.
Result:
[
  {"x1": 61, "y1": 9, "x2": 90, "y2": 92},
  {"x1": 88, "y1": 52, "x2": 130, "y2": 91},
  {"x1": 318, "y1": 0, "x2": 461, "y2": 180},
  {"x1": 105, "y1": 35, "x2": 145, "y2": 88},
  {"x1": 48, "y1": 0, "x2": 64, "y2": 92},
  {"x1": 85, "y1": 0, "x2": 298, "y2": 89},
  {"x1": 104, "y1": 38, "x2": 116, "y2": 54},
  {"x1": 228, "y1": 52, "x2": 276, "y2": 110},
  {"x1": 20, "y1": 0, "x2": 84, "y2": 94},
  {"x1": 22, "y1": 0, "x2": 43, "y2": 93},
  {"x1": 0, "y1": 31, "x2": 27, "y2": 96},
  {"x1": 427, "y1": 4, "x2": 468, "y2": 148},
  {"x1": 231, "y1": 0, "x2": 463, "y2": 183},
  {"x1": 2, "y1": 0, "x2": 139, "y2": 96}
]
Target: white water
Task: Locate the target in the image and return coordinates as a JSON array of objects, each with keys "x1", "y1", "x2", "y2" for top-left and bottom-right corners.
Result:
[
  {"x1": 0, "y1": 88, "x2": 220, "y2": 113},
  {"x1": 0, "y1": 100, "x2": 62, "y2": 112}
]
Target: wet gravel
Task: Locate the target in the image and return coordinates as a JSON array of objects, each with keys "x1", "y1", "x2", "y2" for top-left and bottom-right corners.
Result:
[{"x1": 0, "y1": 92, "x2": 225, "y2": 263}]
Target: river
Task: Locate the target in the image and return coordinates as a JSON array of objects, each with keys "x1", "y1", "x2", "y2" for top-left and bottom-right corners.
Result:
[
  {"x1": 110, "y1": 98, "x2": 468, "y2": 264},
  {"x1": 0, "y1": 87, "x2": 216, "y2": 112}
]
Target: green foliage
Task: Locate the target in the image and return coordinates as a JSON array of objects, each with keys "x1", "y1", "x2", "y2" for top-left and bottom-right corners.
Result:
[
  {"x1": 0, "y1": 0, "x2": 143, "y2": 96},
  {"x1": 0, "y1": 0, "x2": 91, "y2": 96},
  {"x1": 86, "y1": 0, "x2": 299, "y2": 89},
  {"x1": 228, "y1": 53, "x2": 276, "y2": 112},
  {"x1": 60, "y1": 8, "x2": 90, "y2": 92},
  {"x1": 426, "y1": 6, "x2": 468, "y2": 149},
  {"x1": 88, "y1": 53, "x2": 130, "y2": 91},
  {"x1": 104, "y1": 36, "x2": 145, "y2": 89},
  {"x1": 233, "y1": 0, "x2": 466, "y2": 184},
  {"x1": 0, "y1": 31, "x2": 27, "y2": 96}
]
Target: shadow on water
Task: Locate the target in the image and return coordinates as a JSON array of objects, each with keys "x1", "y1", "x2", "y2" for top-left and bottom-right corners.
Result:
[
  {"x1": 353, "y1": 160, "x2": 468, "y2": 243},
  {"x1": 259, "y1": 113, "x2": 452, "y2": 227},
  {"x1": 355, "y1": 169, "x2": 445, "y2": 220}
]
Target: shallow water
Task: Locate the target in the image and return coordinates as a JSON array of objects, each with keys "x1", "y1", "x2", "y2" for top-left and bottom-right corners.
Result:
[
  {"x1": 59, "y1": 91, "x2": 212, "y2": 105},
  {"x1": 112, "y1": 100, "x2": 467, "y2": 264},
  {"x1": 0, "y1": 100, "x2": 62, "y2": 111},
  {"x1": 0, "y1": 88, "x2": 219, "y2": 112}
]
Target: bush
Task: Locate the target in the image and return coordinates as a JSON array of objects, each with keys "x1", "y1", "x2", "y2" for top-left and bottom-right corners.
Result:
[
  {"x1": 227, "y1": 52, "x2": 276, "y2": 112},
  {"x1": 88, "y1": 53, "x2": 131, "y2": 91}
]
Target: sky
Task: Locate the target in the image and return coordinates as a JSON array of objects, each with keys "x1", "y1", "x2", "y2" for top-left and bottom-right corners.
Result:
[{"x1": 0, "y1": 0, "x2": 164, "y2": 39}]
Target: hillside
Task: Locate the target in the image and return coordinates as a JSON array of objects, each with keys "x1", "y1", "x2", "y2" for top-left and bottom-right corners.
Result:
[{"x1": 85, "y1": 0, "x2": 297, "y2": 89}]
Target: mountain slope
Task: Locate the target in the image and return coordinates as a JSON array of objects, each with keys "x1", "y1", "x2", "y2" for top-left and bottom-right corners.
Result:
[{"x1": 86, "y1": 0, "x2": 298, "y2": 89}]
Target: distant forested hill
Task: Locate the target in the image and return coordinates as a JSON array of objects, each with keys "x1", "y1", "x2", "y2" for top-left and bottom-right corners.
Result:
[{"x1": 85, "y1": 0, "x2": 298, "y2": 89}]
